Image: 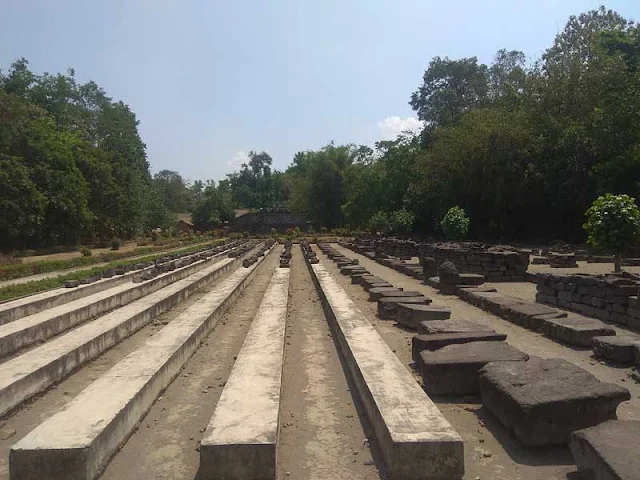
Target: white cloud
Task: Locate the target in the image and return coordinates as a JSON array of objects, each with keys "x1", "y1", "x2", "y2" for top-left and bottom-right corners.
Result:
[
  {"x1": 228, "y1": 151, "x2": 250, "y2": 168},
  {"x1": 377, "y1": 116, "x2": 423, "y2": 140}
]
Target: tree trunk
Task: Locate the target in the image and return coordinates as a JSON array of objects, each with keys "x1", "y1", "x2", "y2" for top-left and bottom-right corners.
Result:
[{"x1": 614, "y1": 254, "x2": 622, "y2": 273}]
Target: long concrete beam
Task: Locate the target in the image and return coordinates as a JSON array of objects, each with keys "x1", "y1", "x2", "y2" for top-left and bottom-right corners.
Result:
[
  {"x1": 0, "y1": 247, "x2": 237, "y2": 358},
  {"x1": 9, "y1": 243, "x2": 274, "y2": 480},
  {"x1": 305, "y1": 249, "x2": 464, "y2": 480},
  {"x1": 0, "y1": 244, "x2": 230, "y2": 326},
  {"x1": 0, "y1": 252, "x2": 243, "y2": 418},
  {"x1": 200, "y1": 266, "x2": 290, "y2": 479}
]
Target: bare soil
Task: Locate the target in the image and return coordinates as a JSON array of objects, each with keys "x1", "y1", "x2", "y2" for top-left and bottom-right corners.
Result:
[{"x1": 329, "y1": 244, "x2": 640, "y2": 480}]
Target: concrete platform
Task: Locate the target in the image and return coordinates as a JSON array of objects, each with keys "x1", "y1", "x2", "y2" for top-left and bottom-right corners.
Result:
[
  {"x1": 544, "y1": 316, "x2": 616, "y2": 347},
  {"x1": 10, "y1": 244, "x2": 274, "y2": 480},
  {"x1": 592, "y1": 336, "x2": 640, "y2": 364},
  {"x1": 307, "y1": 255, "x2": 464, "y2": 479},
  {"x1": 420, "y1": 342, "x2": 529, "y2": 395},
  {"x1": 377, "y1": 296, "x2": 429, "y2": 320},
  {"x1": 411, "y1": 333, "x2": 507, "y2": 363},
  {"x1": 479, "y1": 358, "x2": 631, "y2": 446},
  {"x1": 0, "y1": 253, "x2": 239, "y2": 417},
  {"x1": 0, "y1": 253, "x2": 219, "y2": 358},
  {"x1": 570, "y1": 420, "x2": 640, "y2": 480},
  {"x1": 200, "y1": 268, "x2": 290, "y2": 480},
  {"x1": 396, "y1": 304, "x2": 451, "y2": 330},
  {"x1": 418, "y1": 319, "x2": 495, "y2": 335}
]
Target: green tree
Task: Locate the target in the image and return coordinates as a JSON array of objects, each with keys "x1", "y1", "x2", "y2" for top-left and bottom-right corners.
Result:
[
  {"x1": 583, "y1": 194, "x2": 640, "y2": 272},
  {"x1": 441, "y1": 206, "x2": 470, "y2": 241}
]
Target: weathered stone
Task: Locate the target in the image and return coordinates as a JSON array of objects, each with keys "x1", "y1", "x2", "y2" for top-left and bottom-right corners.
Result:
[
  {"x1": 64, "y1": 280, "x2": 80, "y2": 288},
  {"x1": 479, "y1": 358, "x2": 631, "y2": 446},
  {"x1": 396, "y1": 303, "x2": 451, "y2": 328},
  {"x1": 412, "y1": 332, "x2": 507, "y2": 362},
  {"x1": 367, "y1": 287, "x2": 403, "y2": 301},
  {"x1": 457, "y1": 273, "x2": 485, "y2": 286},
  {"x1": 377, "y1": 296, "x2": 429, "y2": 320},
  {"x1": 419, "y1": 342, "x2": 528, "y2": 395},
  {"x1": 592, "y1": 336, "x2": 640, "y2": 364},
  {"x1": 417, "y1": 319, "x2": 494, "y2": 335},
  {"x1": 571, "y1": 420, "x2": 640, "y2": 480},
  {"x1": 370, "y1": 290, "x2": 423, "y2": 302},
  {"x1": 544, "y1": 316, "x2": 616, "y2": 347},
  {"x1": 438, "y1": 261, "x2": 460, "y2": 285},
  {"x1": 422, "y1": 257, "x2": 436, "y2": 282}
]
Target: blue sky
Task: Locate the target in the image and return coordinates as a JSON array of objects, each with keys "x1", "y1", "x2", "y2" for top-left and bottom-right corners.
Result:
[{"x1": 1, "y1": 1, "x2": 638, "y2": 182}]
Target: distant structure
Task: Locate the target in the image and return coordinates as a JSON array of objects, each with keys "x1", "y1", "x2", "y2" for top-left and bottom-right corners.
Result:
[
  {"x1": 176, "y1": 213, "x2": 195, "y2": 234},
  {"x1": 230, "y1": 208, "x2": 311, "y2": 234}
]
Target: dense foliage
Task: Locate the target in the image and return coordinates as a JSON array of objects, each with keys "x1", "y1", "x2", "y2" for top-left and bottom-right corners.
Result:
[
  {"x1": 4, "y1": 6, "x2": 640, "y2": 248},
  {"x1": 440, "y1": 207, "x2": 471, "y2": 241}
]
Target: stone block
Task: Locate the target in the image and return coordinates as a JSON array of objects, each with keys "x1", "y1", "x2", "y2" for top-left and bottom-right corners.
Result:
[
  {"x1": 370, "y1": 290, "x2": 422, "y2": 302},
  {"x1": 377, "y1": 296, "x2": 429, "y2": 320},
  {"x1": 412, "y1": 332, "x2": 507, "y2": 362},
  {"x1": 419, "y1": 342, "x2": 528, "y2": 395},
  {"x1": 544, "y1": 316, "x2": 616, "y2": 347},
  {"x1": 417, "y1": 319, "x2": 495, "y2": 335},
  {"x1": 396, "y1": 304, "x2": 451, "y2": 329},
  {"x1": 571, "y1": 420, "x2": 640, "y2": 480},
  {"x1": 480, "y1": 358, "x2": 631, "y2": 446},
  {"x1": 592, "y1": 336, "x2": 640, "y2": 364}
]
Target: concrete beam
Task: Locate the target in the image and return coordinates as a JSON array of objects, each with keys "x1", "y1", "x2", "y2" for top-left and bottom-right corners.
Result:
[
  {"x1": 200, "y1": 267, "x2": 290, "y2": 479},
  {"x1": 0, "y1": 254, "x2": 241, "y2": 417},
  {"x1": 10, "y1": 244, "x2": 274, "y2": 480},
  {"x1": 0, "y1": 248, "x2": 229, "y2": 357},
  {"x1": 305, "y1": 250, "x2": 464, "y2": 480}
]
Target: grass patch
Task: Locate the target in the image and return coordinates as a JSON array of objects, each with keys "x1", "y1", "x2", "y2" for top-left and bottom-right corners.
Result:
[
  {"x1": 0, "y1": 240, "x2": 227, "y2": 303},
  {"x1": 0, "y1": 238, "x2": 215, "y2": 282}
]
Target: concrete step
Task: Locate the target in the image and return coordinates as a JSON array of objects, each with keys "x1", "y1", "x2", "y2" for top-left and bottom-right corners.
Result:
[
  {"x1": 305, "y1": 254, "x2": 464, "y2": 480},
  {"x1": 0, "y1": 253, "x2": 242, "y2": 417},
  {"x1": 0, "y1": 245, "x2": 231, "y2": 326},
  {"x1": 9, "y1": 244, "x2": 274, "y2": 480},
  {"x1": 0, "y1": 249, "x2": 225, "y2": 358},
  {"x1": 200, "y1": 267, "x2": 290, "y2": 480}
]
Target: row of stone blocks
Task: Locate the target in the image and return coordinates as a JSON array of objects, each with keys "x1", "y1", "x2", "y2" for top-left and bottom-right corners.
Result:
[
  {"x1": 407, "y1": 294, "x2": 635, "y2": 479},
  {"x1": 536, "y1": 272, "x2": 640, "y2": 329},
  {"x1": 336, "y1": 241, "x2": 638, "y2": 478}
]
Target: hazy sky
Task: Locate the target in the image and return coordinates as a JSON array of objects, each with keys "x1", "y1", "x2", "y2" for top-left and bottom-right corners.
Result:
[{"x1": 1, "y1": 1, "x2": 639, "y2": 182}]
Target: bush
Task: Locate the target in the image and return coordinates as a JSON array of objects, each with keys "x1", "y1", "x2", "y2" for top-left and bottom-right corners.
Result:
[
  {"x1": 583, "y1": 193, "x2": 640, "y2": 272},
  {"x1": 390, "y1": 209, "x2": 415, "y2": 235},
  {"x1": 80, "y1": 247, "x2": 92, "y2": 257},
  {"x1": 441, "y1": 206, "x2": 470, "y2": 241},
  {"x1": 151, "y1": 231, "x2": 159, "y2": 242},
  {"x1": 110, "y1": 238, "x2": 121, "y2": 251},
  {"x1": 369, "y1": 211, "x2": 391, "y2": 235}
]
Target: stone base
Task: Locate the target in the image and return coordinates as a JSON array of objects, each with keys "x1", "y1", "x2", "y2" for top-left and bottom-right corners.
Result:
[
  {"x1": 370, "y1": 290, "x2": 422, "y2": 302},
  {"x1": 570, "y1": 420, "x2": 640, "y2": 480},
  {"x1": 419, "y1": 342, "x2": 528, "y2": 395},
  {"x1": 418, "y1": 319, "x2": 495, "y2": 335},
  {"x1": 479, "y1": 358, "x2": 631, "y2": 446},
  {"x1": 592, "y1": 336, "x2": 640, "y2": 364},
  {"x1": 367, "y1": 287, "x2": 403, "y2": 301},
  {"x1": 396, "y1": 304, "x2": 451, "y2": 330},
  {"x1": 377, "y1": 296, "x2": 429, "y2": 320},
  {"x1": 412, "y1": 332, "x2": 507, "y2": 362},
  {"x1": 544, "y1": 317, "x2": 616, "y2": 347}
]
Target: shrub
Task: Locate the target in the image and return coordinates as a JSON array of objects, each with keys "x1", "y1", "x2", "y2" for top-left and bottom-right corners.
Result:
[
  {"x1": 583, "y1": 193, "x2": 640, "y2": 272},
  {"x1": 80, "y1": 247, "x2": 92, "y2": 257},
  {"x1": 151, "y1": 231, "x2": 159, "y2": 242},
  {"x1": 441, "y1": 206, "x2": 470, "y2": 241},
  {"x1": 110, "y1": 238, "x2": 121, "y2": 251},
  {"x1": 369, "y1": 211, "x2": 391, "y2": 235},
  {"x1": 390, "y1": 209, "x2": 415, "y2": 235}
]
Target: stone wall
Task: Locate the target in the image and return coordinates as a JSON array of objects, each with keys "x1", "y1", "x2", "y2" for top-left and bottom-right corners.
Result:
[
  {"x1": 536, "y1": 273, "x2": 640, "y2": 329},
  {"x1": 420, "y1": 244, "x2": 529, "y2": 281},
  {"x1": 354, "y1": 238, "x2": 529, "y2": 282}
]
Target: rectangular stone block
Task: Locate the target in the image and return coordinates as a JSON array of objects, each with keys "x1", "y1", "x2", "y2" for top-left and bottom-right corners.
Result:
[
  {"x1": 377, "y1": 296, "x2": 429, "y2": 320},
  {"x1": 480, "y1": 358, "x2": 631, "y2": 446},
  {"x1": 417, "y1": 319, "x2": 495, "y2": 335},
  {"x1": 412, "y1": 332, "x2": 507, "y2": 362}
]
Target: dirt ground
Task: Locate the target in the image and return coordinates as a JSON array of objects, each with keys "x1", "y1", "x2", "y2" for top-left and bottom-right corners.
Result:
[{"x1": 328, "y1": 244, "x2": 640, "y2": 480}]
